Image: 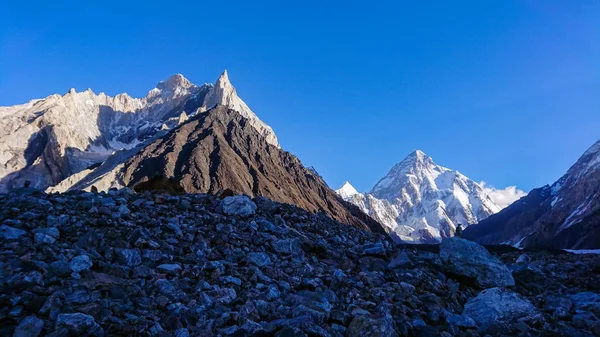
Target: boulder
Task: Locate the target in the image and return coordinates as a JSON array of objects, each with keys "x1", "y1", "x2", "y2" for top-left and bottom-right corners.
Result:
[
  {"x1": 271, "y1": 238, "x2": 302, "y2": 255},
  {"x1": 247, "y1": 252, "x2": 272, "y2": 267},
  {"x1": 222, "y1": 195, "x2": 257, "y2": 217},
  {"x1": 114, "y1": 248, "x2": 142, "y2": 267},
  {"x1": 56, "y1": 313, "x2": 103, "y2": 335},
  {"x1": 440, "y1": 237, "x2": 514, "y2": 288},
  {"x1": 571, "y1": 292, "x2": 600, "y2": 317},
  {"x1": 463, "y1": 287, "x2": 541, "y2": 331},
  {"x1": 13, "y1": 316, "x2": 44, "y2": 337},
  {"x1": 0, "y1": 225, "x2": 26, "y2": 240},
  {"x1": 69, "y1": 255, "x2": 93, "y2": 273}
]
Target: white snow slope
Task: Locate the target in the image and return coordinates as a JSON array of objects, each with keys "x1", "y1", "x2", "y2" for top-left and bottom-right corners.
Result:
[{"x1": 337, "y1": 150, "x2": 503, "y2": 243}]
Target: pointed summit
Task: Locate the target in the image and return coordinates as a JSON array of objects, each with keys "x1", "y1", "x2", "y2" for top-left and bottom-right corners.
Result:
[
  {"x1": 156, "y1": 74, "x2": 194, "y2": 92},
  {"x1": 217, "y1": 69, "x2": 230, "y2": 84},
  {"x1": 404, "y1": 150, "x2": 432, "y2": 162},
  {"x1": 335, "y1": 181, "x2": 360, "y2": 200},
  {"x1": 380, "y1": 150, "x2": 436, "y2": 182},
  {"x1": 201, "y1": 70, "x2": 280, "y2": 147}
]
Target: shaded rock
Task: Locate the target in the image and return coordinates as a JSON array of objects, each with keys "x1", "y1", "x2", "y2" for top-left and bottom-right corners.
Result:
[
  {"x1": 388, "y1": 251, "x2": 411, "y2": 269},
  {"x1": 440, "y1": 237, "x2": 514, "y2": 288},
  {"x1": 49, "y1": 260, "x2": 70, "y2": 277},
  {"x1": 13, "y1": 315, "x2": 44, "y2": 337},
  {"x1": 544, "y1": 296, "x2": 573, "y2": 319},
  {"x1": 446, "y1": 313, "x2": 477, "y2": 328},
  {"x1": 346, "y1": 314, "x2": 398, "y2": 337}
]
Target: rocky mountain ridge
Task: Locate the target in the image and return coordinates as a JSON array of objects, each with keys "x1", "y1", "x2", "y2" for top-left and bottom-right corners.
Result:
[{"x1": 464, "y1": 139, "x2": 600, "y2": 250}]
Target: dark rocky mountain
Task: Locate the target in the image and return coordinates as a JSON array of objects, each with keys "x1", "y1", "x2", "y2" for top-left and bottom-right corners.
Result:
[
  {"x1": 99, "y1": 105, "x2": 385, "y2": 234},
  {"x1": 1, "y1": 189, "x2": 599, "y2": 336},
  {"x1": 464, "y1": 140, "x2": 600, "y2": 250}
]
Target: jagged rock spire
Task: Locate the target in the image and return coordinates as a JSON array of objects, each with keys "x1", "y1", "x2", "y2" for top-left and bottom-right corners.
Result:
[{"x1": 201, "y1": 70, "x2": 280, "y2": 147}]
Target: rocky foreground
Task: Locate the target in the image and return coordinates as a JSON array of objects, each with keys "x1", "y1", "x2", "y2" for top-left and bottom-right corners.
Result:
[{"x1": 1, "y1": 189, "x2": 599, "y2": 337}]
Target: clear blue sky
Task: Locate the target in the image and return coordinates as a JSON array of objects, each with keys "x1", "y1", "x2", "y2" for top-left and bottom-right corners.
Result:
[{"x1": 1, "y1": 1, "x2": 599, "y2": 192}]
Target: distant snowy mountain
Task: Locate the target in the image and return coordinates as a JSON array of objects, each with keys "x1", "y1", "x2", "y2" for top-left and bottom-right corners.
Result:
[
  {"x1": 464, "y1": 140, "x2": 600, "y2": 249},
  {"x1": 0, "y1": 71, "x2": 278, "y2": 192},
  {"x1": 337, "y1": 150, "x2": 503, "y2": 243},
  {"x1": 335, "y1": 181, "x2": 359, "y2": 199}
]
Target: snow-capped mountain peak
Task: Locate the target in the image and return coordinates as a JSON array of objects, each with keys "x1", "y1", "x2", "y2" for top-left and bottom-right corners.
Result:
[
  {"x1": 338, "y1": 150, "x2": 503, "y2": 243},
  {"x1": 370, "y1": 149, "x2": 449, "y2": 202},
  {"x1": 335, "y1": 181, "x2": 360, "y2": 199},
  {"x1": 155, "y1": 74, "x2": 195, "y2": 93}
]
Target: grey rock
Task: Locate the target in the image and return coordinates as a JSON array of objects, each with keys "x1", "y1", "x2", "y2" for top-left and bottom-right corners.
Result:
[
  {"x1": 247, "y1": 252, "x2": 271, "y2": 267},
  {"x1": 13, "y1": 315, "x2": 44, "y2": 337},
  {"x1": 49, "y1": 260, "x2": 70, "y2": 277},
  {"x1": 222, "y1": 195, "x2": 257, "y2": 217},
  {"x1": 220, "y1": 275, "x2": 242, "y2": 286},
  {"x1": 271, "y1": 238, "x2": 302, "y2": 255},
  {"x1": 209, "y1": 287, "x2": 237, "y2": 304},
  {"x1": 155, "y1": 279, "x2": 180, "y2": 298},
  {"x1": 515, "y1": 253, "x2": 532, "y2": 264},
  {"x1": 446, "y1": 313, "x2": 477, "y2": 328},
  {"x1": 156, "y1": 263, "x2": 182, "y2": 272},
  {"x1": 572, "y1": 312, "x2": 599, "y2": 329},
  {"x1": 440, "y1": 237, "x2": 514, "y2": 288},
  {"x1": 362, "y1": 242, "x2": 386, "y2": 256},
  {"x1": 544, "y1": 296, "x2": 573, "y2": 318},
  {"x1": 388, "y1": 251, "x2": 412, "y2": 269},
  {"x1": 117, "y1": 204, "x2": 130, "y2": 215},
  {"x1": 69, "y1": 255, "x2": 92, "y2": 273},
  {"x1": 346, "y1": 314, "x2": 398, "y2": 337},
  {"x1": 463, "y1": 287, "x2": 540, "y2": 331},
  {"x1": 571, "y1": 292, "x2": 600, "y2": 317},
  {"x1": 55, "y1": 313, "x2": 101, "y2": 335},
  {"x1": 0, "y1": 225, "x2": 26, "y2": 240},
  {"x1": 115, "y1": 248, "x2": 142, "y2": 267},
  {"x1": 149, "y1": 322, "x2": 164, "y2": 336},
  {"x1": 34, "y1": 232, "x2": 56, "y2": 244},
  {"x1": 174, "y1": 328, "x2": 190, "y2": 337}
]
